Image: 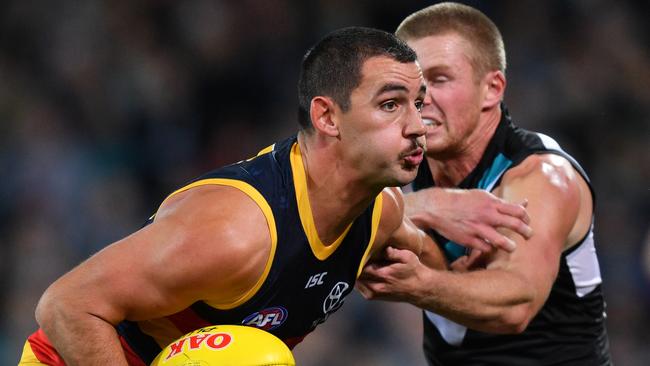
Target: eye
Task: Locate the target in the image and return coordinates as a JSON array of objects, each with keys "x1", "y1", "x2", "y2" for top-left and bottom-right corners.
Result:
[
  {"x1": 415, "y1": 100, "x2": 424, "y2": 112},
  {"x1": 380, "y1": 100, "x2": 398, "y2": 112},
  {"x1": 431, "y1": 76, "x2": 449, "y2": 84}
]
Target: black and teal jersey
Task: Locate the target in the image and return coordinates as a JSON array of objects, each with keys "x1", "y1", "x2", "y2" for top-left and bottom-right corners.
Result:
[
  {"x1": 414, "y1": 108, "x2": 612, "y2": 365},
  {"x1": 116, "y1": 135, "x2": 383, "y2": 364}
]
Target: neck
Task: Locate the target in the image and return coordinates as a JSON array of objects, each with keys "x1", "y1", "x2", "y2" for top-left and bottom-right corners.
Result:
[
  {"x1": 297, "y1": 132, "x2": 379, "y2": 244},
  {"x1": 428, "y1": 108, "x2": 502, "y2": 187}
]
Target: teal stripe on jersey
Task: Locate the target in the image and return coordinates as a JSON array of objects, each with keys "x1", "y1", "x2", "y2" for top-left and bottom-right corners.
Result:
[
  {"x1": 477, "y1": 153, "x2": 512, "y2": 190},
  {"x1": 442, "y1": 153, "x2": 512, "y2": 261}
]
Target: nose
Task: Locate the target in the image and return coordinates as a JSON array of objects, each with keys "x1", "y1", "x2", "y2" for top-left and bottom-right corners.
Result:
[
  {"x1": 404, "y1": 104, "x2": 426, "y2": 139},
  {"x1": 423, "y1": 86, "x2": 434, "y2": 106}
]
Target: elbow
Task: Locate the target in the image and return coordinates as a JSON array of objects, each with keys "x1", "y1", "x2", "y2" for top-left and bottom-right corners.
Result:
[
  {"x1": 35, "y1": 287, "x2": 56, "y2": 329},
  {"x1": 35, "y1": 284, "x2": 68, "y2": 331},
  {"x1": 493, "y1": 304, "x2": 536, "y2": 334}
]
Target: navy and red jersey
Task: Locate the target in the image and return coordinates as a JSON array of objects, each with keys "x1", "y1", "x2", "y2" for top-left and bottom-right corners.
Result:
[
  {"x1": 24, "y1": 135, "x2": 383, "y2": 365},
  {"x1": 118, "y1": 135, "x2": 383, "y2": 363}
]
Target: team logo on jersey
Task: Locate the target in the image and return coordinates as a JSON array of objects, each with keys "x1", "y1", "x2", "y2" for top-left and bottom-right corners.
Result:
[
  {"x1": 242, "y1": 306, "x2": 288, "y2": 331},
  {"x1": 323, "y1": 281, "x2": 349, "y2": 314},
  {"x1": 310, "y1": 282, "x2": 351, "y2": 329}
]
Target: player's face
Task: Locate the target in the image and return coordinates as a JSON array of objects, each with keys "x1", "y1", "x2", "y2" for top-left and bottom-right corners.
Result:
[
  {"x1": 408, "y1": 33, "x2": 488, "y2": 159},
  {"x1": 336, "y1": 56, "x2": 427, "y2": 187}
]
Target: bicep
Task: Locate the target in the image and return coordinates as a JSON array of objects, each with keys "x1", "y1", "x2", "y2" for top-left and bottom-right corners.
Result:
[{"x1": 487, "y1": 155, "x2": 582, "y2": 303}]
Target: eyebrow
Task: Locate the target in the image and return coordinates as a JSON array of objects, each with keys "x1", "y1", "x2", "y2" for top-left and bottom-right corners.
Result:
[
  {"x1": 375, "y1": 83, "x2": 408, "y2": 98},
  {"x1": 423, "y1": 65, "x2": 452, "y2": 76},
  {"x1": 374, "y1": 83, "x2": 426, "y2": 98}
]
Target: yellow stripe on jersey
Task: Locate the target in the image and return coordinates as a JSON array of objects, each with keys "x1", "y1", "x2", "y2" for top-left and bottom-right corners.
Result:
[
  {"x1": 18, "y1": 341, "x2": 45, "y2": 365},
  {"x1": 161, "y1": 178, "x2": 278, "y2": 310},
  {"x1": 290, "y1": 142, "x2": 353, "y2": 261},
  {"x1": 256, "y1": 143, "x2": 276, "y2": 156},
  {"x1": 357, "y1": 192, "x2": 383, "y2": 278}
]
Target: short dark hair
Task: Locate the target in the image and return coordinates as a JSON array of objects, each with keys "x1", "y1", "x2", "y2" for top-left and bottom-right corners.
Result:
[{"x1": 297, "y1": 26, "x2": 417, "y2": 131}]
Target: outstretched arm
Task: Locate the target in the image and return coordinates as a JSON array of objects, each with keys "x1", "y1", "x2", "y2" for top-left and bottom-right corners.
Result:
[
  {"x1": 405, "y1": 188, "x2": 532, "y2": 252},
  {"x1": 35, "y1": 185, "x2": 272, "y2": 365},
  {"x1": 359, "y1": 155, "x2": 591, "y2": 333}
]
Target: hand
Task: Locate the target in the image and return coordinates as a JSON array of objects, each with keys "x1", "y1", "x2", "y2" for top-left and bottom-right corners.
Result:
[
  {"x1": 357, "y1": 246, "x2": 423, "y2": 303},
  {"x1": 449, "y1": 249, "x2": 485, "y2": 272},
  {"x1": 405, "y1": 188, "x2": 532, "y2": 253}
]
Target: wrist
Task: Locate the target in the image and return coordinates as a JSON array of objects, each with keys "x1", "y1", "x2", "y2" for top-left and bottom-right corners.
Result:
[{"x1": 410, "y1": 265, "x2": 443, "y2": 309}]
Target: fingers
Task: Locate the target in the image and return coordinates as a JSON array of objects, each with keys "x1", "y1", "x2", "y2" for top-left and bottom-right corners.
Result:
[
  {"x1": 384, "y1": 246, "x2": 414, "y2": 262},
  {"x1": 496, "y1": 199, "x2": 531, "y2": 224},
  {"x1": 355, "y1": 282, "x2": 374, "y2": 300},
  {"x1": 495, "y1": 200, "x2": 533, "y2": 239},
  {"x1": 359, "y1": 263, "x2": 381, "y2": 280},
  {"x1": 477, "y1": 225, "x2": 516, "y2": 252},
  {"x1": 465, "y1": 236, "x2": 493, "y2": 253},
  {"x1": 449, "y1": 255, "x2": 469, "y2": 272}
]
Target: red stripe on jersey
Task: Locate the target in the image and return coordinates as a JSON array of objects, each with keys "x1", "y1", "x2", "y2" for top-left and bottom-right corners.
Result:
[
  {"x1": 27, "y1": 328, "x2": 148, "y2": 366},
  {"x1": 166, "y1": 308, "x2": 211, "y2": 334},
  {"x1": 284, "y1": 334, "x2": 308, "y2": 349},
  {"x1": 119, "y1": 336, "x2": 148, "y2": 366},
  {"x1": 27, "y1": 329, "x2": 65, "y2": 365}
]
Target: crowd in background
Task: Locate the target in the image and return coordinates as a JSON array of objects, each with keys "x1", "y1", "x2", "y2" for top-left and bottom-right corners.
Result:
[{"x1": 1, "y1": 1, "x2": 648, "y2": 364}]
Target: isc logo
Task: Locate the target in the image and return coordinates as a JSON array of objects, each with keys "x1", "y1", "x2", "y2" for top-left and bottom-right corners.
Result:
[
  {"x1": 305, "y1": 272, "x2": 327, "y2": 288},
  {"x1": 242, "y1": 306, "x2": 288, "y2": 331},
  {"x1": 164, "y1": 332, "x2": 232, "y2": 360}
]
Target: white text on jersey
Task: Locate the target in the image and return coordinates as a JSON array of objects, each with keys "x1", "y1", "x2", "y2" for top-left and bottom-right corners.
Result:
[{"x1": 305, "y1": 272, "x2": 327, "y2": 288}]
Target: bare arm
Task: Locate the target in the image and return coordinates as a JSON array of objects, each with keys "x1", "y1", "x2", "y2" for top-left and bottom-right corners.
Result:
[
  {"x1": 358, "y1": 154, "x2": 591, "y2": 333},
  {"x1": 405, "y1": 187, "x2": 532, "y2": 252},
  {"x1": 363, "y1": 187, "x2": 447, "y2": 271},
  {"x1": 35, "y1": 185, "x2": 272, "y2": 365}
]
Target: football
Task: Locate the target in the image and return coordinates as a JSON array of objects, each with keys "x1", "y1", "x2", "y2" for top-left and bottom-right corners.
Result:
[{"x1": 150, "y1": 325, "x2": 296, "y2": 366}]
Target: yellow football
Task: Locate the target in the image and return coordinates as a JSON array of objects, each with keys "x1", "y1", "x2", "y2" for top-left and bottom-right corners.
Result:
[{"x1": 150, "y1": 325, "x2": 296, "y2": 366}]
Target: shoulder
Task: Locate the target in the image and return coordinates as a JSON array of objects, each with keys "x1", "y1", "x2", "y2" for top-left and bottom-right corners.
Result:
[
  {"x1": 496, "y1": 153, "x2": 591, "y2": 246},
  {"x1": 156, "y1": 183, "x2": 271, "y2": 251},
  {"x1": 379, "y1": 187, "x2": 405, "y2": 231},
  {"x1": 152, "y1": 184, "x2": 273, "y2": 302},
  {"x1": 369, "y1": 187, "x2": 406, "y2": 251},
  {"x1": 502, "y1": 153, "x2": 581, "y2": 190}
]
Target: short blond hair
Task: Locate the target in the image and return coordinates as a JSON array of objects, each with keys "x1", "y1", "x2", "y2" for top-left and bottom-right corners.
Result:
[{"x1": 396, "y1": 2, "x2": 506, "y2": 77}]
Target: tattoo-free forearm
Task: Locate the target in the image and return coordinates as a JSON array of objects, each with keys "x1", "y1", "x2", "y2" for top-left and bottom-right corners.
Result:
[
  {"x1": 36, "y1": 288, "x2": 129, "y2": 365},
  {"x1": 415, "y1": 267, "x2": 536, "y2": 334}
]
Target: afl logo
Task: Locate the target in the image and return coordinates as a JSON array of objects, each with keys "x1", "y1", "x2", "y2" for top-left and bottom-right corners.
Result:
[
  {"x1": 323, "y1": 282, "x2": 350, "y2": 314},
  {"x1": 242, "y1": 306, "x2": 288, "y2": 331}
]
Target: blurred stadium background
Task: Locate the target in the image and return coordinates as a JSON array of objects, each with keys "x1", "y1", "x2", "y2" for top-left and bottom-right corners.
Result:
[{"x1": 1, "y1": 1, "x2": 648, "y2": 364}]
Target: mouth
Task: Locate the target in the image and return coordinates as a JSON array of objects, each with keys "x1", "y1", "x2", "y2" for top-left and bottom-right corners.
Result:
[
  {"x1": 401, "y1": 146, "x2": 424, "y2": 167},
  {"x1": 422, "y1": 118, "x2": 442, "y2": 127}
]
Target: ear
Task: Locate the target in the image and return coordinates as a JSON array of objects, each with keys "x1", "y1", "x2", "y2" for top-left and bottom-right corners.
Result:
[
  {"x1": 481, "y1": 70, "x2": 506, "y2": 110},
  {"x1": 309, "y1": 96, "x2": 340, "y2": 137}
]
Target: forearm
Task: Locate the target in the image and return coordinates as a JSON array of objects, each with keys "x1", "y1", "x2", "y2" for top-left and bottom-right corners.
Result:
[
  {"x1": 36, "y1": 293, "x2": 129, "y2": 365},
  {"x1": 414, "y1": 267, "x2": 536, "y2": 333},
  {"x1": 404, "y1": 188, "x2": 440, "y2": 226},
  {"x1": 419, "y1": 232, "x2": 447, "y2": 270}
]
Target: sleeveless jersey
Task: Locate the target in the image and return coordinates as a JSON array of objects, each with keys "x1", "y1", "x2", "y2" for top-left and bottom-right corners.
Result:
[
  {"x1": 414, "y1": 108, "x2": 612, "y2": 365},
  {"x1": 115, "y1": 135, "x2": 383, "y2": 364}
]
